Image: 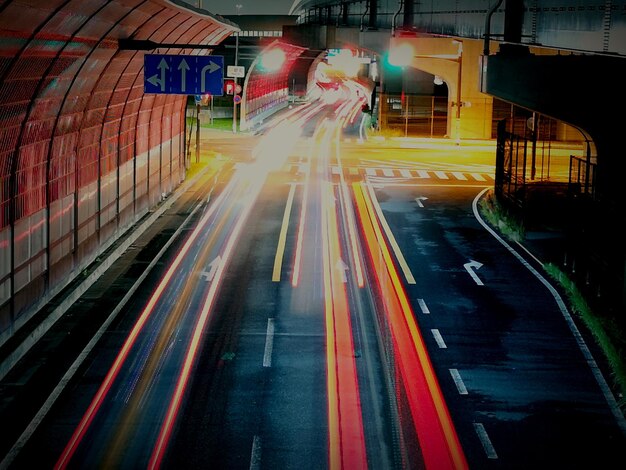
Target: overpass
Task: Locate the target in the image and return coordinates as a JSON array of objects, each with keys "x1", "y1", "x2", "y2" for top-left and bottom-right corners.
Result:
[
  {"x1": 286, "y1": 0, "x2": 626, "y2": 321},
  {"x1": 0, "y1": 0, "x2": 625, "y2": 350}
]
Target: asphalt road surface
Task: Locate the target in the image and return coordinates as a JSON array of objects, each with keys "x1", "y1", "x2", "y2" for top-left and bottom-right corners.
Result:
[{"x1": 1, "y1": 87, "x2": 624, "y2": 470}]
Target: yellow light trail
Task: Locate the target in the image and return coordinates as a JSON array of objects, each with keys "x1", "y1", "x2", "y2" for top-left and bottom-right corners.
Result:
[
  {"x1": 353, "y1": 181, "x2": 468, "y2": 470},
  {"x1": 364, "y1": 181, "x2": 416, "y2": 284},
  {"x1": 322, "y1": 180, "x2": 367, "y2": 470}
]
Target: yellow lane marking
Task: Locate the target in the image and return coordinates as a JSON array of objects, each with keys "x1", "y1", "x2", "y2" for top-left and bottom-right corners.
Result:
[{"x1": 272, "y1": 183, "x2": 296, "y2": 282}]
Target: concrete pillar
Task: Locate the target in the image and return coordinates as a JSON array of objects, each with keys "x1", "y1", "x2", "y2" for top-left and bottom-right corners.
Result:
[
  {"x1": 458, "y1": 40, "x2": 494, "y2": 140},
  {"x1": 390, "y1": 36, "x2": 494, "y2": 140}
]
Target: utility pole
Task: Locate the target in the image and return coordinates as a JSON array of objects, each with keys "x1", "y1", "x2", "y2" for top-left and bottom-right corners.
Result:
[
  {"x1": 196, "y1": 101, "x2": 200, "y2": 163},
  {"x1": 232, "y1": 32, "x2": 239, "y2": 133}
]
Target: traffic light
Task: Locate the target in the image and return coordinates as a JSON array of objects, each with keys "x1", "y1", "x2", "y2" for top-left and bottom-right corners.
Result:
[{"x1": 225, "y1": 80, "x2": 234, "y2": 95}]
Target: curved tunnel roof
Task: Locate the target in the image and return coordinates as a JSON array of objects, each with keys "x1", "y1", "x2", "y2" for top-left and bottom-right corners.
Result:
[{"x1": 0, "y1": 0, "x2": 238, "y2": 340}]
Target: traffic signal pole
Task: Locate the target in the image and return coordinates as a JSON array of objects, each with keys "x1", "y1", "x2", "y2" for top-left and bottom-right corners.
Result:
[{"x1": 232, "y1": 33, "x2": 239, "y2": 134}]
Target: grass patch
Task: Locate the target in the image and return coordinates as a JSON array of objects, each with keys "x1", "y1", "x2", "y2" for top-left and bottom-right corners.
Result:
[
  {"x1": 478, "y1": 189, "x2": 626, "y2": 411},
  {"x1": 478, "y1": 190, "x2": 525, "y2": 242},
  {"x1": 186, "y1": 117, "x2": 236, "y2": 131},
  {"x1": 543, "y1": 264, "x2": 626, "y2": 409}
]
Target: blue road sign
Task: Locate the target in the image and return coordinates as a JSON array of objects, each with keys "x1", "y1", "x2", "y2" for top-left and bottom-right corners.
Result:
[{"x1": 144, "y1": 54, "x2": 224, "y2": 95}]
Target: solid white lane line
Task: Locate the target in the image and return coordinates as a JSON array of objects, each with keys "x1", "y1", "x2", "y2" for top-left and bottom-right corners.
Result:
[
  {"x1": 449, "y1": 369, "x2": 468, "y2": 395},
  {"x1": 473, "y1": 187, "x2": 626, "y2": 435},
  {"x1": 249, "y1": 435, "x2": 262, "y2": 470},
  {"x1": 263, "y1": 318, "x2": 275, "y2": 368},
  {"x1": 417, "y1": 298, "x2": 430, "y2": 314},
  {"x1": 431, "y1": 329, "x2": 447, "y2": 348},
  {"x1": 473, "y1": 423, "x2": 498, "y2": 459}
]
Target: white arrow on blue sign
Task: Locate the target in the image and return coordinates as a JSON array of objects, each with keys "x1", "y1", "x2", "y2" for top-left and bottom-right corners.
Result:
[{"x1": 144, "y1": 54, "x2": 224, "y2": 95}]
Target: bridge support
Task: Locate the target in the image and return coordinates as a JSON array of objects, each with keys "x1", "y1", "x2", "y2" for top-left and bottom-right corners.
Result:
[{"x1": 389, "y1": 36, "x2": 493, "y2": 140}]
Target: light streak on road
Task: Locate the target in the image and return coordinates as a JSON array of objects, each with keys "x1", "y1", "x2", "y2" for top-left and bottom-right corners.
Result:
[
  {"x1": 291, "y1": 120, "x2": 323, "y2": 287},
  {"x1": 334, "y1": 115, "x2": 365, "y2": 288},
  {"x1": 56, "y1": 108, "x2": 311, "y2": 469},
  {"x1": 54, "y1": 176, "x2": 238, "y2": 470},
  {"x1": 321, "y1": 179, "x2": 367, "y2": 470},
  {"x1": 149, "y1": 168, "x2": 266, "y2": 469},
  {"x1": 352, "y1": 181, "x2": 468, "y2": 470},
  {"x1": 364, "y1": 182, "x2": 416, "y2": 284}
]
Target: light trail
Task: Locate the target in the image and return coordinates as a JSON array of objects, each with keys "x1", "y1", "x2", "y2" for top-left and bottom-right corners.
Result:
[
  {"x1": 352, "y1": 181, "x2": 468, "y2": 470},
  {"x1": 333, "y1": 103, "x2": 365, "y2": 288},
  {"x1": 322, "y1": 179, "x2": 367, "y2": 470},
  {"x1": 149, "y1": 172, "x2": 266, "y2": 469},
  {"x1": 54, "y1": 174, "x2": 238, "y2": 470},
  {"x1": 364, "y1": 182, "x2": 416, "y2": 285}
]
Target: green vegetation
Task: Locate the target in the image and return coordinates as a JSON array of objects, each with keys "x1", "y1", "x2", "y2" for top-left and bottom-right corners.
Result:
[
  {"x1": 479, "y1": 189, "x2": 626, "y2": 411},
  {"x1": 543, "y1": 264, "x2": 626, "y2": 409},
  {"x1": 478, "y1": 191, "x2": 525, "y2": 242},
  {"x1": 186, "y1": 116, "x2": 236, "y2": 131}
]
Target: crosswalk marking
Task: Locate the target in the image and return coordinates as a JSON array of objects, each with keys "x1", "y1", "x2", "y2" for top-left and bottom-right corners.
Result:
[{"x1": 287, "y1": 164, "x2": 493, "y2": 182}]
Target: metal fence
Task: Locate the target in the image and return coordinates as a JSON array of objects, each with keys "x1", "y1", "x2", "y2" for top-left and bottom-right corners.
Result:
[{"x1": 379, "y1": 94, "x2": 448, "y2": 137}]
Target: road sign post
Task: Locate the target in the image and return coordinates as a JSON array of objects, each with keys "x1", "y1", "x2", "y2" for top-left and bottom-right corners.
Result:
[{"x1": 144, "y1": 54, "x2": 224, "y2": 95}]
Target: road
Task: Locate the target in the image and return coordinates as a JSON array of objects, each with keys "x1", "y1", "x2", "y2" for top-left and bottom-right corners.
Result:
[{"x1": 0, "y1": 90, "x2": 624, "y2": 470}]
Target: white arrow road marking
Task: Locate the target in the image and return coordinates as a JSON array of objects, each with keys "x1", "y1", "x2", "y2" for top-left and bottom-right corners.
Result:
[
  {"x1": 200, "y1": 256, "x2": 222, "y2": 282},
  {"x1": 335, "y1": 259, "x2": 348, "y2": 283},
  {"x1": 415, "y1": 196, "x2": 428, "y2": 207},
  {"x1": 464, "y1": 260, "x2": 484, "y2": 285},
  {"x1": 178, "y1": 58, "x2": 189, "y2": 92}
]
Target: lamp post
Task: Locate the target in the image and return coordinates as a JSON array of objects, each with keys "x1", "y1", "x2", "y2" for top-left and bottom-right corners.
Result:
[{"x1": 232, "y1": 31, "x2": 239, "y2": 133}]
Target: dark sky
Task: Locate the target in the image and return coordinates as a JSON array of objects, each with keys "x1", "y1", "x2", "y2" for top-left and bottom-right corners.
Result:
[{"x1": 200, "y1": 0, "x2": 297, "y2": 16}]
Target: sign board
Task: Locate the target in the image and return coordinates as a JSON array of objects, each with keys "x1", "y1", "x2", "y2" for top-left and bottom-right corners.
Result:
[
  {"x1": 144, "y1": 54, "x2": 224, "y2": 95},
  {"x1": 227, "y1": 65, "x2": 245, "y2": 78},
  {"x1": 233, "y1": 95, "x2": 242, "y2": 104}
]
